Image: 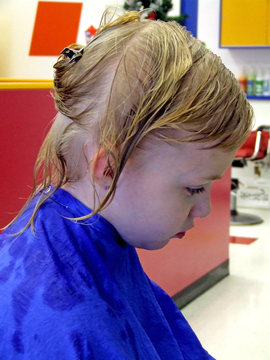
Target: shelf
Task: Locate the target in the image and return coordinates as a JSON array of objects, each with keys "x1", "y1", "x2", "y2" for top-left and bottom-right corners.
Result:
[{"x1": 247, "y1": 96, "x2": 270, "y2": 100}]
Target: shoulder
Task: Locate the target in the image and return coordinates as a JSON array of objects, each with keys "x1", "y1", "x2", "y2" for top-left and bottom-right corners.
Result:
[
  {"x1": 0, "y1": 196, "x2": 97, "y2": 359},
  {"x1": 2, "y1": 187, "x2": 93, "y2": 241},
  {"x1": 0, "y1": 189, "x2": 96, "y2": 309}
]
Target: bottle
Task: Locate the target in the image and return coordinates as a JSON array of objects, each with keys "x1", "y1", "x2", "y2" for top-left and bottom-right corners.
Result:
[
  {"x1": 246, "y1": 66, "x2": 256, "y2": 96},
  {"x1": 254, "y1": 67, "x2": 264, "y2": 96},
  {"x1": 263, "y1": 67, "x2": 270, "y2": 96},
  {"x1": 237, "y1": 68, "x2": 247, "y2": 93}
]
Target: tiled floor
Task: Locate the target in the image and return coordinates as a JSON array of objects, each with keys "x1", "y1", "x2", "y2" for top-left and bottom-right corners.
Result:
[{"x1": 181, "y1": 207, "x2": 270, "y2": 360}]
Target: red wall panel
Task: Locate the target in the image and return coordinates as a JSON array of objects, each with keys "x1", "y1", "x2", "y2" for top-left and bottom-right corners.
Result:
[{"x1": 0, "y1": 89, "x2": 57, "y2": 228}]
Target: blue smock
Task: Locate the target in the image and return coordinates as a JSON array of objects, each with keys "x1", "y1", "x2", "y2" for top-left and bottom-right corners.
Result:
[{"x1": 0, "y1": 188, "x2": 215, "y2": 359}]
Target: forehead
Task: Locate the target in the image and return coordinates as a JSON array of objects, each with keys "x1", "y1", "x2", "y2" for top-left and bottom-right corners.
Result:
[{"x1": 135, "y1": 138, "x2": 236, "y2": 182}]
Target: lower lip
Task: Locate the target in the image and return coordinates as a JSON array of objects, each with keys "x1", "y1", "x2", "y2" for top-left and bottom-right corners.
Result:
[{"x1": 174, "y1": 232, "x2": 186, "y2": 239}]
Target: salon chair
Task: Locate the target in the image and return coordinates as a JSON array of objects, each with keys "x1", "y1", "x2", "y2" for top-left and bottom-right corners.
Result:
[{"x1": 231, "y1": 129, "x2": 270, "y2": 225}]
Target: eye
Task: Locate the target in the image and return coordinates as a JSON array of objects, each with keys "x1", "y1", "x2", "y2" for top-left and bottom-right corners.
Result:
[{"x1": 186, "y1": 187, "x2": 205, "y2": 196}]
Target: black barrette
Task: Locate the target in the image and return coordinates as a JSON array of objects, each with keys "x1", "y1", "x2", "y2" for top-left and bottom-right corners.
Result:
[{"x1": 61, "y1": 47, "x2": 84, "y2": 64}]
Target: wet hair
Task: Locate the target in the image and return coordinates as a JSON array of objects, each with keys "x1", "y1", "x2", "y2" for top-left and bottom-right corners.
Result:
[{"x1": 9, "y1": 9, "x2": 253, "y2": 229}]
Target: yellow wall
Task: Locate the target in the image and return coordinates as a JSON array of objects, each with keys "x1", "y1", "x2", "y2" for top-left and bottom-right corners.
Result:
[{"x1": 221, "y1": 0, "x2": 269, "y2": 46}]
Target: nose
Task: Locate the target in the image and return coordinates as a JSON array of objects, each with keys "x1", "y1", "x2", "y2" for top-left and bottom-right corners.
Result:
[{"x1": 189, "y1": 191, "x2": 211, "y2": 219}]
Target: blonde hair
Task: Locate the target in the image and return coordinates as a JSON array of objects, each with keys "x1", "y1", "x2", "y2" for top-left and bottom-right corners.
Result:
[{"x1": 9, "y1": 9, "x2": 253, "y2": 229}]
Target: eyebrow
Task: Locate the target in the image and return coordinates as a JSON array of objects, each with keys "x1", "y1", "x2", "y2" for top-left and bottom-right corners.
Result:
[{"x1": 203, "y1": 175, "x2": 222, "y2": 181}]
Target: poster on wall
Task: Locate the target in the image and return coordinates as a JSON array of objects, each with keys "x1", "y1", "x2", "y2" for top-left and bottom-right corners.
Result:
[{"x1": 29, "y1": 1, "x2": 83, "y2": 56}]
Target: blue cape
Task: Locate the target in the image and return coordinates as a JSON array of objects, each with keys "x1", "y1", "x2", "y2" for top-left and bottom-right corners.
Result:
[{"x1": 0, "y1": 188, "x2": 215, "y2": 359}]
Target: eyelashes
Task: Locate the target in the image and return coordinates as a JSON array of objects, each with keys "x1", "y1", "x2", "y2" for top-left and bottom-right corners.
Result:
[{"x1": 186, "y1": 187, "x2": 205, "y2": 196}]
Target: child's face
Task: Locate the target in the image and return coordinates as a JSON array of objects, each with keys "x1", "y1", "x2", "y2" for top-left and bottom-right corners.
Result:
[{"x1": 104, "y1": 137, "x2": 236, "y2": 250}]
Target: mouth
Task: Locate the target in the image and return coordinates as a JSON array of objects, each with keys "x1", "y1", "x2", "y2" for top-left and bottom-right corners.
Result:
[
  {"x1": 173, "y1": 226, "x2": 193, "y2": 239},
  {"x1": 173, "y1": 232, "x2": 186, "y2": 239}
]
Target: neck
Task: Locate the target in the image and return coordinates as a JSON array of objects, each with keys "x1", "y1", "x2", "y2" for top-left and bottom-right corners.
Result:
[
  {"x1": 62, "y1": 175, "x2": 123, "y2": 240},
  {"x1": 62, "y1": 176, "x2": 98, "y2": 210}
]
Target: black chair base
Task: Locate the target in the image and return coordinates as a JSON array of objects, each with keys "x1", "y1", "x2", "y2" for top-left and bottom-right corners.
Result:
[{"x1": 230, "y1": 210, "x2": 263, "y2": 225}]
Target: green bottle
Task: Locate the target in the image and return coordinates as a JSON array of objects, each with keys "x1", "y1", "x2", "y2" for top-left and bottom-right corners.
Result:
[
  {"x1": 255, "y1": 67, "x2": 264, "y2": 96},
  {"x1": 247, "y1": 66, "x2": 255, "y2": 96}
]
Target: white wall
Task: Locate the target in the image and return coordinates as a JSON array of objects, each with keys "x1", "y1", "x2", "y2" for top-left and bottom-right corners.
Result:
[
  {"x1": 0, "y1": 0, "x2": 179, "y2": 79},
  {"x1": 0, "y1": 0, "x2": 121, "y2": 79},
  {"x1": 197, "y1": 1, "x2": 270, "y2": 193},
  {"x1": 197, "y1": 0, "x2": 270, "y2": 128}
]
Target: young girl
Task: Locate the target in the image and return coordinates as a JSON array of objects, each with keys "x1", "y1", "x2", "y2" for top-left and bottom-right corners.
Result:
[{"x1": 0, "y1": 10, "x2": 253, "y2": 360}]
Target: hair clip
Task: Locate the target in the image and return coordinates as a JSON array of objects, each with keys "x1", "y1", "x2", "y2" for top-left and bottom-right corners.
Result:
[{"x1": 61, "y1": 47, "x2": 84, "y2": 64}]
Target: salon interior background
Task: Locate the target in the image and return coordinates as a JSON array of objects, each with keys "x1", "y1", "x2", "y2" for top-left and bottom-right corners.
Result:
[{"x1": 1, "y1": 0, "x2": 270, "y2": 126}]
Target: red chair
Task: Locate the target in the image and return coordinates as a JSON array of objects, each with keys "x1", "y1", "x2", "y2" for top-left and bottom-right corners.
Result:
[
  {"x1": 235, "y1": 130, "x2": 269, "y2": 160},
  {"x1": 231, "y1": 129, "x2": 270, "y2": 225}
]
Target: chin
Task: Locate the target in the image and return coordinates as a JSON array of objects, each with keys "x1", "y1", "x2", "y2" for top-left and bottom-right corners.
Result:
[{"x1": 137, "y1": 238, "x2": 170, "y2": 251}]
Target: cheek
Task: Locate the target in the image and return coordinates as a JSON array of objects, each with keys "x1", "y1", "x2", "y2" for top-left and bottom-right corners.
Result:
[
  {"x1": 177, "y1": 191, "x2": 194, "y2": 211},
  {"x1": 166, "y1": 193, "x2": 194, "y2": 222}
]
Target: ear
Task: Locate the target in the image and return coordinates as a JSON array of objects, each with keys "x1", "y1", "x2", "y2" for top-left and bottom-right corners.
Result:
[{"x1": 89, "y1": 147, "x2": 115, "y2": 188}]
